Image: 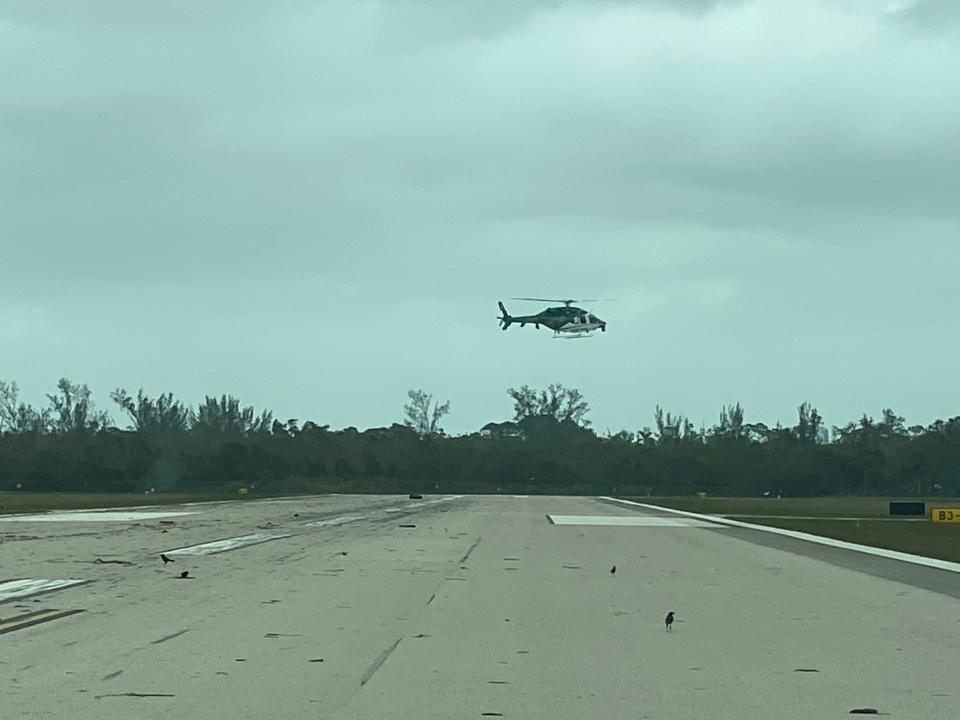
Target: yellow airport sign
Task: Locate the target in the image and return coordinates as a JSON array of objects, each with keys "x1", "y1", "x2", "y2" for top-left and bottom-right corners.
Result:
[{"x1": 931, "y1": 508, "x2": 960, "y2": 523}]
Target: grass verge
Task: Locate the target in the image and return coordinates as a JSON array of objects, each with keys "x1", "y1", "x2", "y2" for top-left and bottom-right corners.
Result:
[
  {"x1": 625, "y1": 496, "x2": 960, "y2": 564},
  {"x1": 0, "y1": 491, "x2": 288, "y2": 515}
]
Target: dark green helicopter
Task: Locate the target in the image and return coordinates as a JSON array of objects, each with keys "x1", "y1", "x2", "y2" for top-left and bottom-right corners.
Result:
[{"x1": 497, "y1": 298, "x2": 607, "y2": 337}]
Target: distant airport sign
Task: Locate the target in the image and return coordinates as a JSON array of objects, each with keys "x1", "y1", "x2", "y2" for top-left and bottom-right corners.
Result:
[{"x1": 931, "y1": 508, "x2": 960, "y2": 523}]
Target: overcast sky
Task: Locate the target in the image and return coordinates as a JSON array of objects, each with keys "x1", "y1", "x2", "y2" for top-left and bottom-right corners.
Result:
[{"x1": 2, "y1": 0, "x2": 959, "y2": 435}]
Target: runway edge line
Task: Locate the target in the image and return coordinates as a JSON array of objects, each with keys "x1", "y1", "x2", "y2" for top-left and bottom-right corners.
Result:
[{"x1": 599, "y1": 496, "x2": 960, "y2": 575}]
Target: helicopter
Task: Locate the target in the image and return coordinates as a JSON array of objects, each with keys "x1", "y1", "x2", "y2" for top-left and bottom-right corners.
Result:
[{"x1": 497, "y1": 298, "x2": 607, "y2": 337}]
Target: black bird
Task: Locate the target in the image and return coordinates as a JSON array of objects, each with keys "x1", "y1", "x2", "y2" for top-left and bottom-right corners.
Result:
[
  {"x1": 610, "y1": 565, "x2": 616, "y2": 575},
  {"x1": 178, "y1": 570, "x2": 190, "y2": 579},
  {"x1": 665, "y1": 611, "x2": 675, "y2": 631},
  {"x1": 161, "y1": 554, "x2": 174, "y2": 564}
]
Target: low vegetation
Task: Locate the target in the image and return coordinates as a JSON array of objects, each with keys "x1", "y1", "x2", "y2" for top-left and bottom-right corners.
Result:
[
  {"x1": 642, "y1": 496, "x2": 960, "y2": 563},
  {"x1": 3, "y1": 379, "x2": 960, "y2": 501}
]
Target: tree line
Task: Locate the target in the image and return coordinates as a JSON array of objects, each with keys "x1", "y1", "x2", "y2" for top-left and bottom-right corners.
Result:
[{"x1": 1, "y1": 378, "x2": 958, "y2": 497}]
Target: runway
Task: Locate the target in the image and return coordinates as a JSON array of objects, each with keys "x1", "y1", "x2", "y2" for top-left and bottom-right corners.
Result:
[{"x1": 2, "y1": 494, "x2": 958, "y2": 719}]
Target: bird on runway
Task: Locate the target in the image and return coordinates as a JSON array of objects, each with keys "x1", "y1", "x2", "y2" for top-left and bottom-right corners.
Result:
[
  {"x1": 665, "y1": 611, "x2": 675, "y2": 631},
  {"x1": 161, "y1": 554, "x2": 174, "y2": 564},
  {"x1": 610, "y1": 565, "x2": 616, "y2": 575},
  {"x1": 178, "y1": 570, "x2": 191, "y2": 579}
]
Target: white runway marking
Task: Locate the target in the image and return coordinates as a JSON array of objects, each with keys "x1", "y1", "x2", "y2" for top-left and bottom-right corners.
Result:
[
  {"x1": 165, "y1": 532, "x2": 291, "y2": 556},
  {"x1": 0, "y1": 510, "x2": 197, "y2": 523},
  {"x1": 0, "y1": 579, "x2": 91, "y2": 604},
  {"x1": 548, "y1": 514, "x2": 718, "y2": 527},
  {"x1": 304, "y1": 515, "x2": 366, "y2": 527},
  {"x1": 602, "y1": 497, "x2": 960, "y2": 574}
]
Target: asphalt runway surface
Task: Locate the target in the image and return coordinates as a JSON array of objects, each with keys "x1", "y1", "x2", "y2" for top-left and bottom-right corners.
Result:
[{"x1": 2, "y1": 494, "x2": 958, "y2": 719}]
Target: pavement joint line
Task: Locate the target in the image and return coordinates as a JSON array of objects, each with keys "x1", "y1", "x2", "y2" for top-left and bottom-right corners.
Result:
[
  {"x1": 601, "y1": 497, "x2": 960, "y2": 574},
  {"x1": 360, "y1": 637, "x2": 402, "y2": 687},
  {"x1": 0, "y1": 608, "x2": 85, "y2": 635},
  {"x1": 458, "y1": 537, "x2": 482, "y2": 564}
]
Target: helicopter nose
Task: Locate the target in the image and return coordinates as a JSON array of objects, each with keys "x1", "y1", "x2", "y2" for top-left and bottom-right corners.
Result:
[{"x1": 600, "y1": 322, "x2": 607, "y2": 332}]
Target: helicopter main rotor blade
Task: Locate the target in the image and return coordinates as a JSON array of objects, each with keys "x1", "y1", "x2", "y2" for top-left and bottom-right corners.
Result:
[{"x1": 511, "y1": 296, "x2": 612, "y2": 303}]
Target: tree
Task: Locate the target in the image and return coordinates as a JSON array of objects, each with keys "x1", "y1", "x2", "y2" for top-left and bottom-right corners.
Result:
[
  {"x1": 47, "y1": 378, "x2": 111, "y2": 433},
  {"x1": 794, "y1": 402, "x2": 823, "y2": 444},
  {"x1": 403, "y1": 389, "x2": 450, "y2": 437},
  {"x1": 654, "y1": 405, "x2": 683, "y2": 445},
  {"x1": 110, "y1": 389, "x2": 192, "y2": 431},
  {"x1": 712, "y1": 402, "x2": 745, "y2": 441},
  {"x1": 194, "y1": 395, "x2": 273, "y2": 434},
  {"x1": 507, "y1": 384, "x2": 591, "y2": 426},
  {"x1": 0, "y1": 380, "x2": 51, "y2": 434}
]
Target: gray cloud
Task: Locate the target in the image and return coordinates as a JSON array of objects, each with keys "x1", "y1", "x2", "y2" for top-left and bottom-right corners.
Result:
[{"x1": 2, "y1": 1, "x2": 959, "y2": 433}]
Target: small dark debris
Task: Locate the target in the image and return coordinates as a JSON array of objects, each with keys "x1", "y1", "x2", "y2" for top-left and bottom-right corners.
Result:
[
  {"x1": 264, "y1": 633, "x2": 303, "y2": 638},
  {"x1": 481, "y1": 714, "x2": 504, "y2": 717},
  {"x1": 413, "y1": 633, "x2": 432, "y2": 638},
  {"x1": 794, "y1": 668, "x2": 820, "y2": 673},
  {"x1": 409, "y1": 494, "x2": 423, "y2": 499},
  {"x1": 100, "y1": 670, "x2": 123, "y2": 681},
  {"x1": 399, "y1": 524, "x2": 416, "y2": 528},
  {"x1": 562, "y1": 565, "x2": 581, "y2": 570},
  {"x1": 94, "y1": 558, "x2": 134, "y2": 566},
  {"x1": 503, "y1": 618, "x2": 510, "y2": 622},
  {"x1": 849, "y1": 710, "x2": 879, "y2": 715},
  {"x1": 294, "y1": 513, "x2": 299, "y2": 517},
  {"x1": 262, "y1": 599, "x2": 280, "y2": 604},
  {"x1": 159, "y1": 520, "x2": 175, "y2": 525},
  {"x1": 487, "y1": 681, "x2": 509, "y2": 685},
  {"x1": 339, "y1": 551, "x2": 348, "y2": 556},
  {"x1": 94, "y1": 693, "x2": 175, "y2": 700},
  {"x1": 215, "y1": 672, "x2": 229, "y2": 676},
  {"x1": 516, "y1": 650, "x2": 529, "y2": 654},
  {"x1": 235, "y1": 659, "x2": 246, "y2": 662},
  {"x1": 308, "y1": 658, "x2": 324, "y2": 663},
  {"x1": 503, "y1": 557, "x2": 519, "y2": 561}
]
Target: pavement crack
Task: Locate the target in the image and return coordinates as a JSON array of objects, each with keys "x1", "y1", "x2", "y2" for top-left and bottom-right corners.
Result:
[
  {"x1": 360, "y1": 637, "x2": 402, "y2": 687},
  {"x1": 151, "y1": 629, "x2": 190, "y2": 645},
  {"x1": 459, "y1": 537, "x2": 481, "y2": 564},
  {"x1": 100, "y1": 670, "x2": 124, "y2": 681},
  {"x1": 94, "y1": 693, "x2": 175, "y2": 700}
]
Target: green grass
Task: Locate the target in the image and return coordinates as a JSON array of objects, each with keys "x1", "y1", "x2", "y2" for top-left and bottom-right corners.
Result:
[
  {"x1": 635, "y1": 496, "x2": 960, "y2": 518},
  {"x1": 0, "y1": 491, "x2": 266, "y2": 515},
  {"x1": 626, "y1": 496, "x2": 960, "y2": 564},
  {"x1": 727, "y1": 517, "x2": 960, "y2": 564}
]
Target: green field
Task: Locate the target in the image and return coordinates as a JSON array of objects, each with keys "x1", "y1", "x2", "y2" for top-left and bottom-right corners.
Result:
[
  {"x1": 0, "y1": 491, "x2": 268, "y2": 515},
  {"x1": 628, "y1": 496, "x2": 960, "y2": 564}
]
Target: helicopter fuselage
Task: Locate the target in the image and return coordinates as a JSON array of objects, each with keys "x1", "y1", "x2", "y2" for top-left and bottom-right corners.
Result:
[{"x1": 498, "y1": 302, "x2": 606, "y2": 334}]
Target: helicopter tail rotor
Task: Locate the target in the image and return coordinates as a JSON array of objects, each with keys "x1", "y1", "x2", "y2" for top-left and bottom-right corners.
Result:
[{"x1": 497, "y1": 301, "x2": 512, "y2": 331}]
